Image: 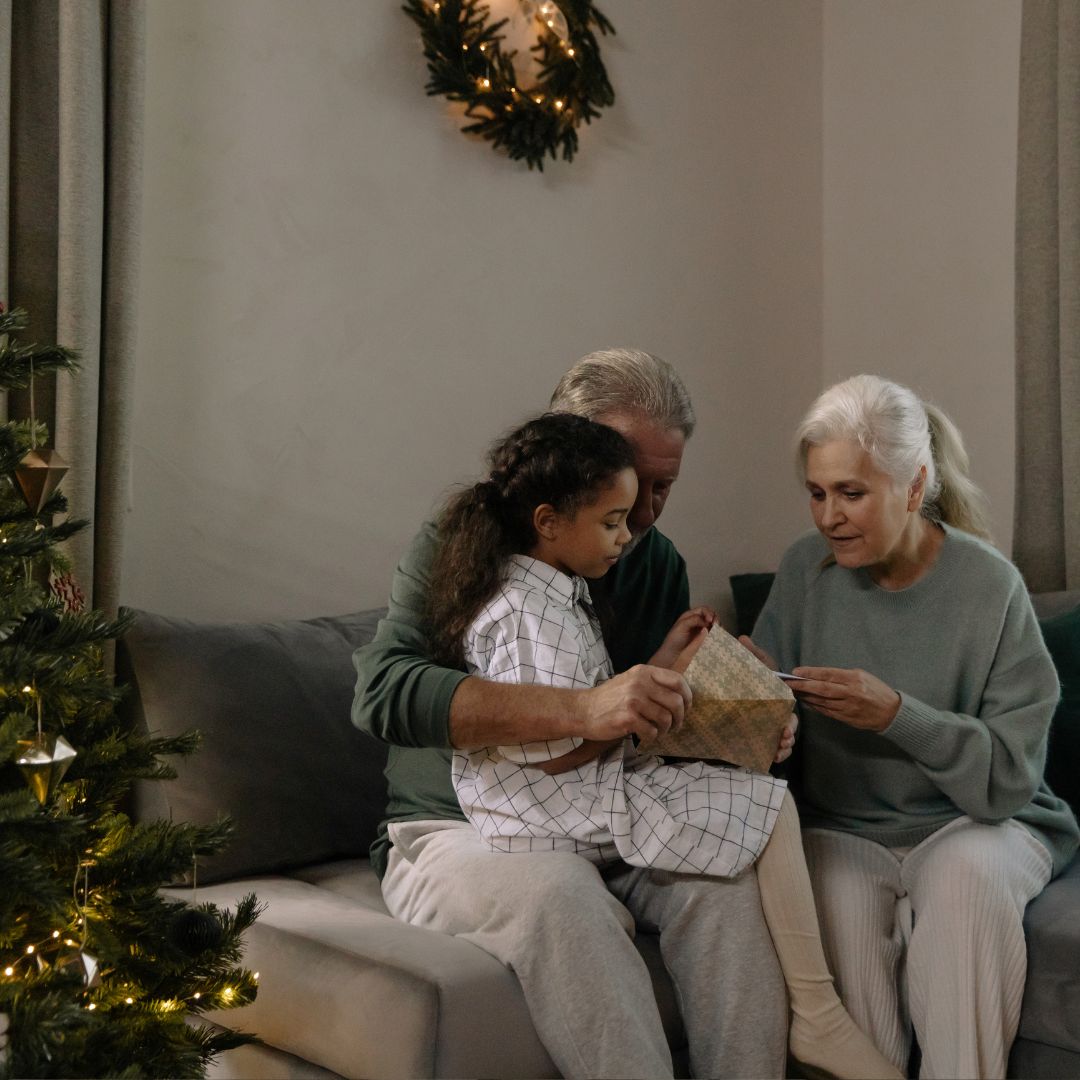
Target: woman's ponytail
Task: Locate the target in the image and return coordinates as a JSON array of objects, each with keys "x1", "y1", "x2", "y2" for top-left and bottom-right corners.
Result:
[{"x1": 924, "y1": 403, "x2": 992, "y2": 540}]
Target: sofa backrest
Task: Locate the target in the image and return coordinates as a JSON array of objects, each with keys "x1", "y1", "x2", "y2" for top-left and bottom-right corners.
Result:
[{"x1": 118, "y1": 607, "x2": 389, "y2": 883}]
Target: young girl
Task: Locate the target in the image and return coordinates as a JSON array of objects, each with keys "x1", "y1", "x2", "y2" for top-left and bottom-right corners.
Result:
[{"x1": 428, "y1": 412, "x2": 901, "y2": 1080}]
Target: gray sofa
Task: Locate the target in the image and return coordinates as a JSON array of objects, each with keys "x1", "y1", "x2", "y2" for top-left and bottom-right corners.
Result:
[
  {"x1": 119, "y1": 588, "x2": 1080, "y2": 1080},
  {"x1": 119, "y1": 608, "x2": 686, "y2": 1080}
]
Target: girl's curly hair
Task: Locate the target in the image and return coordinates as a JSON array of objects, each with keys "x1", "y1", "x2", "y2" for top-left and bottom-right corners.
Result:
[{"x1": 427, "y1": 412, "x2": 635, "y2": 668}]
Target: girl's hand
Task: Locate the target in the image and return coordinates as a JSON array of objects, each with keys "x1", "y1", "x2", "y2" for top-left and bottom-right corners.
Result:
[
  {"x1": 651, "y1": 607, "x2": 717, "y2": 670},
  {"x1": 738, "y1": 635, "x2": 777, "y2": 672},
  {"x1": 774, "y1": 712, "x2": 799, "y2": 764},
  {"x1": 789, "y1": 666, "x2": 901, "y2": 732}
]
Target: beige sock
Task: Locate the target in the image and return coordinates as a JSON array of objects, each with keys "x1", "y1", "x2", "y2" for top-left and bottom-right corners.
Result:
[{"x1": 757, "y1": 792, "x2": 903, "y2": 1080}]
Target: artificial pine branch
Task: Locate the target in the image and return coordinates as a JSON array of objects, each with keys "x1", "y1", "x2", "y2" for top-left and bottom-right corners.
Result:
[
  {"x1": 0, "y1": 302, "x2": 259, "y2": 1078},
  {"x1": 403, "y1": 0, "x2": 615, "y2": 170}
]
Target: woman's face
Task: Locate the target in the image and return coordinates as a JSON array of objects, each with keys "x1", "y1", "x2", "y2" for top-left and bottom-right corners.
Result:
[{"x1": 804, "y1": 439, "x2": 920, "y2": 573}]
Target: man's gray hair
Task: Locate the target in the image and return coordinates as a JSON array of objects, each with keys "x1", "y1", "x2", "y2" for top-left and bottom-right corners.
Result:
[{"x1": 549, "y1": 348, "x2": 695, "y2": 437}]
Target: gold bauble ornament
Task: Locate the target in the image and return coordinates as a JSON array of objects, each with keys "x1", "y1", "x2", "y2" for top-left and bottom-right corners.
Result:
[
  {"x1": 15, "y1": 732, "x2": 77, "y2": 804},
  {"x1": 58, "y1": 949, "x2": 100, "y2": 988},
  {"x1": 13, "y1": 447, "x2": 69, "y2": 513}
]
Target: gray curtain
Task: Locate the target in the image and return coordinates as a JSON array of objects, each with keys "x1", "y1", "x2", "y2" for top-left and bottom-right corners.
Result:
[
  {"x1": 1, "y1": 0, "x2": 144, "y2": 619},
  {"x1": 1015, "y1": 0, "x2": 1080, "y2": 593}
]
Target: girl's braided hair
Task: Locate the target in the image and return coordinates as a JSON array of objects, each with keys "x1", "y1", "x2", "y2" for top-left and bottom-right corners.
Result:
[{"x1": 427, "y1": 412, "x2": 635, "y2": 668}]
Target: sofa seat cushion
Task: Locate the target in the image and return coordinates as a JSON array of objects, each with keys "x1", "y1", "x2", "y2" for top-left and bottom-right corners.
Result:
[
  {"x1": 1018, "y1": 854, "x2": 1080, "y2": 1055},
  {"x1": 291, "y1": 858, "x2": 688, "y2": 1052},
  {"x1": 168, "y1": 875, "x2": 558, "y2": 1079}
]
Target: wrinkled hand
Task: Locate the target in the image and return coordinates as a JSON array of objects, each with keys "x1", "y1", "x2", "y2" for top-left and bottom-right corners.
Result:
[
  {"x1": 774, "y1": 711, "x2": 799, "y2": 764},
  {"x1": 737, "y1": 635, "x2": 777, "y2": 672},
  {"x1": 790, "y1": 666, "x2": 901, "y2": 732},
  {"x1": 577, "y1": 665, "x2": 692, "y2": 745},
  {"x1": 651, "y1": 607, "x2": 717, "y2": 670}
]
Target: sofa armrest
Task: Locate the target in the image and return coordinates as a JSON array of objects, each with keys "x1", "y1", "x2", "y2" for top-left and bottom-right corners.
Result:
[{"x1": 169, "y1": 878, "x2": 557, "y2": 1080}]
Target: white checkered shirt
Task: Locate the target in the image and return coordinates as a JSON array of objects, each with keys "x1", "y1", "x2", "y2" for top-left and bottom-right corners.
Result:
[{"x1": 452, "y1": 555, "x2": 787, "y2": 876}]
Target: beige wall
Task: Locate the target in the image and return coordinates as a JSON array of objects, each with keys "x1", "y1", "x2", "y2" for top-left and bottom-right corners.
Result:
[
  {"x1": 822, "y1": 0, "x2": 1022, "y2": 550},
  {"x1": 126, "y1": 2, "x2": 1023, "y2": 624},
  {"x1": 126, "y1": 0, "x2": 822, "y2": 621}
]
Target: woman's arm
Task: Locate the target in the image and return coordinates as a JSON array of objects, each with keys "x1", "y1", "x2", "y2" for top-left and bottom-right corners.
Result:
[{"x1": 790, "y1": 582, "x2": 1059, "y2": 821}]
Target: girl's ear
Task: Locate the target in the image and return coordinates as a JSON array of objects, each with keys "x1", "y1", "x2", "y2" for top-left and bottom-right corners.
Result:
[
  {"x1": 907, "y1": 465, "x2": 927, "y2": 511},
  {"x1": 533, "y1": 503, "x2": 560, "y2": 540}
]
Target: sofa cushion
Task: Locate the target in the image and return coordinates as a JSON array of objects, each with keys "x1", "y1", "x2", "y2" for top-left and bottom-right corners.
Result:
[
  {"x1": 729, "y1": 572, "x2": 776, "y2": 637},
  {"x1": 1036, "y1": 599, "x2": 1080, "y2": 818},
  {"x1": 1018, "y1": 854, "x2": 1080, "y2": 1056},
  {"x1": 120, "y1": 608, "x2": 388, "y2": 883}
]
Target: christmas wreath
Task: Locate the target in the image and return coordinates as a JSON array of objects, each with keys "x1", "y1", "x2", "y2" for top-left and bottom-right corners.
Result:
[{"x1": 403, "y1": 0, "x2": 615, "y2": 171}]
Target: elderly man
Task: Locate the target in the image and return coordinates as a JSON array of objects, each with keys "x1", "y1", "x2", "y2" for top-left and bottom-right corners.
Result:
[{"x1": 352, "y1": 348, "x2": 788, "y2": 1079}]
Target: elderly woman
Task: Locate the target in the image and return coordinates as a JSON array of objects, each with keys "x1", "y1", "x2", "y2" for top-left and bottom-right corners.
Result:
[{"x1": 746, "y1": 374, "x2": 1079, "y2": 1079}]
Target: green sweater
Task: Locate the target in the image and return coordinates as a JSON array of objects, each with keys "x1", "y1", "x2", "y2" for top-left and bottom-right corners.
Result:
[
  {"x1": 754, "y1": 525, "x2": 1079, "y2": 875},
  {"x1": 352, "y1": 522, "x2": 690, "y2": 877}
]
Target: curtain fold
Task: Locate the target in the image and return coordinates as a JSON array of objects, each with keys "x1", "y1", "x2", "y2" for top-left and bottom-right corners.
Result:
[
  {"x1": 1015, "y1": 0, "x2": 1080, "y2": 593},
  {"x1": 2, "y1": 0, "x2": 144, "y2": 618}
]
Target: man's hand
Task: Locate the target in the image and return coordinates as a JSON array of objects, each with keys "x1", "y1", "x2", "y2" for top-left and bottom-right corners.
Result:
[
  {"x1": 773, "y1": 712, "x2": 798, "y2": 764},
  {"x1": 575, "y1": 665, "x2": 692, "y2": 745},
  {"x1": 790, "y1": 666, "x2": 901, "y2": 732},
  {"x1": 650, "y1": 607, "x2": 717, "y2": 670}
]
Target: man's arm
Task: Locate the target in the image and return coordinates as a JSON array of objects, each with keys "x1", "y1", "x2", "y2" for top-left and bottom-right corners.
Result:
[{"x1": 352, "y1": 522, "x2": 690, "y2": 751}]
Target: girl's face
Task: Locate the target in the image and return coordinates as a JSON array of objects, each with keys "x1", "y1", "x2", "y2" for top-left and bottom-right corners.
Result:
[
  {"x1": 543, "y1": 467, "x2": 637, "y2": 579},
  {"x1": 804, "y1": 439, "x2": 922, "y2": 576}
]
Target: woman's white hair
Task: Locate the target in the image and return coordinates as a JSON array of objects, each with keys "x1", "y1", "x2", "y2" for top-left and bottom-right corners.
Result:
[
  {"x1": 796, "y1": 373, "x2": 991, "y2": 539},
  {"x1": 550, "y1": 348, "x2": 695, "y2": 438}
]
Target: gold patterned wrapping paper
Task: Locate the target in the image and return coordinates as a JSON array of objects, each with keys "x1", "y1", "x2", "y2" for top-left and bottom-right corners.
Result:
[{"x1": 647, "y1": 626, "x2": 794, "y2": 773}]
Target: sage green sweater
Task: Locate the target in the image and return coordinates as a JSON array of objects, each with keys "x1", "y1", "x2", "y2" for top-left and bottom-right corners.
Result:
[
  {"x1": 754, "y1": 524, "x2": 1079, "y2": 875},
  {"x1": 352, "y1": 521, "x2": 689, "y2": 877}
]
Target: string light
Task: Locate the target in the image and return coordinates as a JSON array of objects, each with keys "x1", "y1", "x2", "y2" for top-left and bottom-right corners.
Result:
[
  {"x1": 86, "y1": 1003, "x2": 96, "y2": 1011},
  {"x1": 406, "y1": 0, "x2": 614, "y2": 169},
  {"x1": 3, "y1": 967, "x2": 13, "y2": 977}
]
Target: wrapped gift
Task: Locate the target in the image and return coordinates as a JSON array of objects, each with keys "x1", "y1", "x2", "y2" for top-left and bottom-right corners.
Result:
[{"x1": 647, "y1": 625, "x2": 794, "y2": 773}]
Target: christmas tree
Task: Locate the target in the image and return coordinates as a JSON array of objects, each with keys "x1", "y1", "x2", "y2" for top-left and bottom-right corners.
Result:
[{"x1": 0, "y1": 304, "x2": 260, "y2": 1079}]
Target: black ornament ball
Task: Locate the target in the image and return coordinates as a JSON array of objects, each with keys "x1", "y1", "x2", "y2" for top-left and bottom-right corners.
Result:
[{"x1": 170, "y1": 908, "x2": 225, "y2": 954}]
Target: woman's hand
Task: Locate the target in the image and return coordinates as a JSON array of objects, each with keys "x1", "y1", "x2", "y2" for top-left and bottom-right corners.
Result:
[
  {"x1": 789, "y1": 666, "x2": 901, "y2": 732},
  {"x1": 650, "y1": 607, "x2": 717, "y2": 670}
]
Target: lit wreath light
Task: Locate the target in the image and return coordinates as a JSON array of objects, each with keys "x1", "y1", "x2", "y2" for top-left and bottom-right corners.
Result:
[{"x1": 403, "y1": 0, "x2": 615, "y2": 171}]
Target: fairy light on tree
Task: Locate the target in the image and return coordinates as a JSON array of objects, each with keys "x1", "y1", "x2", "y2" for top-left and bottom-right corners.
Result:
[{"x1": 0, "y1": 302, "x2": 261, "y2": 1078}]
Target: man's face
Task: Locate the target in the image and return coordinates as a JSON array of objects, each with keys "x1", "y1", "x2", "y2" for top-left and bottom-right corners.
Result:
[{"x1": 594, "y1": 411, "x2": 685, "y2": 551}]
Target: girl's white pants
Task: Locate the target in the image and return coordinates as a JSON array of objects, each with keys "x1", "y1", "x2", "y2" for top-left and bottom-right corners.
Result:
[{"x1": 802, "y1": 816, "x2": 1052, "y2": 1080}]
